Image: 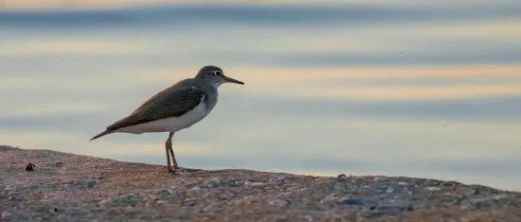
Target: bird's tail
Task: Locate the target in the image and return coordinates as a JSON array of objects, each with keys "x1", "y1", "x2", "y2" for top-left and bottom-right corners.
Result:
[{"x1": 90, "y1": 130, "x2": 112, "y2": 141}]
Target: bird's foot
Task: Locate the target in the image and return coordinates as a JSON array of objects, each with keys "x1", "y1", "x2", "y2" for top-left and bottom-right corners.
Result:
[
  {"x1": 167, "y1": 166, "x2": 177, "y2": 174},
  {"x1": 166, "y1": 165, "x2": 182, "y2": 175}
]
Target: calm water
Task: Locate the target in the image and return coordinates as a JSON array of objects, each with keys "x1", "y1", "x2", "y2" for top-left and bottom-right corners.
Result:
[{"x1": 1, "y1": 1, "x2": 521, "y2": 190}]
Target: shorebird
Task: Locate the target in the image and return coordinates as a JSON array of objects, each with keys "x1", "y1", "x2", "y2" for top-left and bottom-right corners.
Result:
[{"x1": 91, "y1": 65, "x2": 244, "y2": 173}]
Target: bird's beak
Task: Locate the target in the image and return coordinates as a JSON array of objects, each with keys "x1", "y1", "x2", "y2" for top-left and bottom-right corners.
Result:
[{"x1": 224, "y1": 75, "x2": 245, "y2": 85}]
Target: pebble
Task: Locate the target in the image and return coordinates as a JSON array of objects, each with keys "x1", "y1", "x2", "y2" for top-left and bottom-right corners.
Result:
[
  {"x1": 340, "y1": 197, "x2": 368, "y2": 206},
  {"x1": 160, "y1": 189, "x2": 175, "y2": 195},
  {"x1": 227, "y1": 180, "x2": 242, "y2": 187},
  {"x1": 158, "y1": 189, "x2": 175, "y2": 200},
  {"x1": 271, "y1": 175, "x2": 287, "y2": 184},
  {"x1": 1, "y1": 211, "x2": 11, "y2": 219},
  {"x1": 268, "y1": 199, "x2": 289, "y2": 207},
  {"x1": 233, "y1": 195, "x2": 256, "y2": 205},
  {"x1": 156, "y1": 200, "x2": 168, "y2": 205},
  {"x1": 426, "y1": 186, "x2": 442, "y2": 192},
  {"x1": 320, "y1": 193, "x2": 340, "y2": 204},
  {"x1": 206, "y1": 178, "x2": 222, "y2": 188},
  {"x1": 98, "y1": 198, "x2": 111, "y2": 205},
  {"x1": 84, "y1": 180, "x2": 97, "y2": 188},
  {"x1": 4, "y1": 184, "x2": 15, "y2": 191},
  {"x1": 50, "y1": 207, "x2": 59, "y2": 214},
  {"x1": 111, "y1": 194, "x2": 141, "y2": 207},
  {"x1": 398, "y1": 182, "x2": 409, "y2": 186},
  {"x1": 493, "y1": 194, "x2": 508, "y2": 200},
  {"x1": 303, "y1": 215, "x2": 314, "y2": 222},
  {"x1": 202, "y1": 203, "x2": 220, "y2": 212},
  {"x1": 245, "y1": 181, "x2": 265, "y2": 187},
  {"x1": 25, "y1": 162, "x2": 36, "y2": 171}
]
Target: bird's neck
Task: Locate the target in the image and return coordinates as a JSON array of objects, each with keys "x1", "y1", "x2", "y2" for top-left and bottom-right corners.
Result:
[{"x1": 194, "y1": 79, "x2": 219, "y2": 93}]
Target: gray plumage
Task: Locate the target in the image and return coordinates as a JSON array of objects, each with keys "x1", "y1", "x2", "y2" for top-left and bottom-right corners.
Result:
[
  {"x1": 91, "y1": 65, "x2": 242, "y2": 140},
  {"x1": 108, "y1": 80, "x2": 215, "y2": 132}
]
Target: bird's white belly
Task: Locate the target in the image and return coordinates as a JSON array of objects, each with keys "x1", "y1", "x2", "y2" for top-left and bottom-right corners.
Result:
[{"x1": 117, "y1": 102, "x2": 208, "y2": 133}]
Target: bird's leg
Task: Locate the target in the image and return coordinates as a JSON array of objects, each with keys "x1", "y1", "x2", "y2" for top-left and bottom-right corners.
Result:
[
  {"x1": 165, "y1": 132, "x2": 174, "y2": 173},
  {"x1": 167, "y1": 132, "x2": 179, "y2": 170}
]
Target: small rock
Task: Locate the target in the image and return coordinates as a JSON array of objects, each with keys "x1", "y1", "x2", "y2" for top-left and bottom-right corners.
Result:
[
  {"x1": 98, "y1": 198, "x2": 111, "y2": 205},
  {"x1": 426, "y1": 186, "x2": 441, "y2": 192},
  {"x1": 50, "y1": 207, "x2": 59, "y2": 213},
  {"x1": 25, "y1": 162, "x2": 36, "y2": 171},
  {"x1": 84, "y1": 180, "x2": 97, "y2": 188},
  {"x1": 55, "y1": 162, "x2": 64, "y2": 167},
  {"x1": 340, "y1": 198, "x2": 367, "y2": 206},
  {"x1": 271, "y1": 175, "x2": 287, "y2": 184},
  {"x1": 232, "y1": 195, "x2": 256, "y2": 205},
  {"x1": 386, "y1": 187, "x2": 395, "y2": 193},
  {"x1": 156, "y1": 200, "x2": 167, "y2": 205},
  {"x1": 333, "y1": 182, "x2": 349, "y2": 193},
  {"x1": 4, "y1": 184, "x2": 15, "y2": 191},
  {"x1": 1, "y1": 211, "x2": 12, "y2": 219},
  {"x1": 227, "y1": 179, "x2": 242, "y2": 187},
  {"x1": 320, "y1": 193, "x2": 341, "y2": 204},
  {"x1": 303, "y1": 215, "x2": 313, "y2": 222},
  {"x1": 158, "y1": 189, "x2": 175, "y2": 200},
  {"x1": 206, "y1": 178, "x2": 222, "y2": 188},
  {"x1": 245, "y1": 180, "x2": 265, "y2": 187},
  {"x1": 493, "y1": 194, "x2": 508, "y2": 200},
  {"x1": 202, "y1": 203, "x2": 221, "y2": 212},
  {"x1": 111, "y1": 194, "x2": 141, "y2": 207},
  {"x1": 337, "y1": 174, "x2": 347, "y2": 181},
  {"x1": 183, "y1": 200, "x2": 197, "y2": 207},
  {"x1": 269, "y1": 199, "x2": 288, "y2": 207},
  {"x1": 398, "y1": 181, "x2": 409, "y2": 186}
]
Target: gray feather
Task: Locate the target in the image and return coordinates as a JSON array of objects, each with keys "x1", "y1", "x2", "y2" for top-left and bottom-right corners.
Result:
[{"x1": 106, "y1": 81, "x2": 207, "y2": 131}]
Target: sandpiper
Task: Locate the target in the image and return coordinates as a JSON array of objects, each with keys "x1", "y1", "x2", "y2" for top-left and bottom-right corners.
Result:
[{"x1": 91, "y1": 65, "x2": 244, "y2": 173}]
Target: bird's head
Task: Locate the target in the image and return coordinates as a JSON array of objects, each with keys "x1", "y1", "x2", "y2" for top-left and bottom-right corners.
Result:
[{"x1": 196, "y1": 65, "x2": 244, "y2": 87}]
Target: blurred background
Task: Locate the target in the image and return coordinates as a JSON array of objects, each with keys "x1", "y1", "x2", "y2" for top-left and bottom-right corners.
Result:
[{"x1": 1, "y1": 0, "x2": 520, "y2": 190}]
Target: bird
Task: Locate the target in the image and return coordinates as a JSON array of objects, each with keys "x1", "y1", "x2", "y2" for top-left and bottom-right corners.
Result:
[{"x1": 91, "y1": 65, "x2": 244, "y2": 173}]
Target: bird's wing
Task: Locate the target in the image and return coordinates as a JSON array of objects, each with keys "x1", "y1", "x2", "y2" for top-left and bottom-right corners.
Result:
[{"x1": 106, "y1": 85, "x2": 206, "y2": 131}]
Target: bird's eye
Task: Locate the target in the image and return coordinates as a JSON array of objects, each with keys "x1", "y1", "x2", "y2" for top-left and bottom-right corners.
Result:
[{"x1": 214, "y1": 71, "x2": 222, "y2": 76}]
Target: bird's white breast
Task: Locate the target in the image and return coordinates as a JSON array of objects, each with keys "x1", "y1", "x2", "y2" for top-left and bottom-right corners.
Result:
[{"x1": 117, "y1": 102, "x2": 209, "y2": 134}]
